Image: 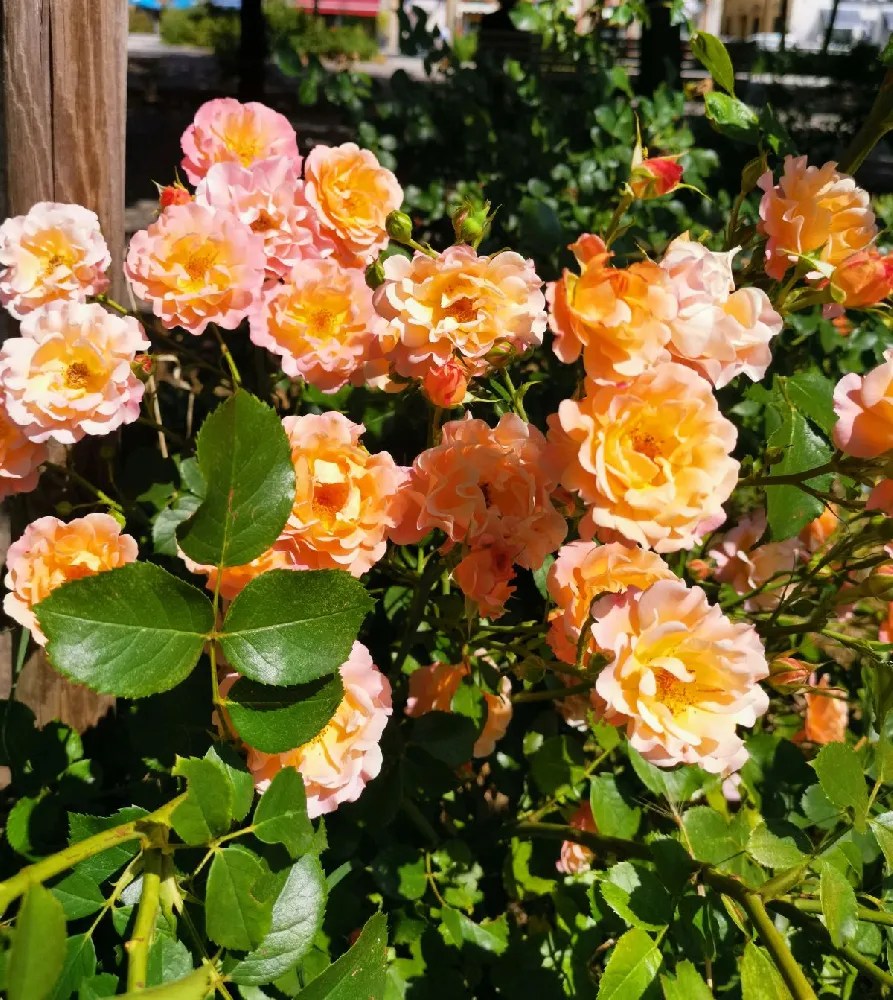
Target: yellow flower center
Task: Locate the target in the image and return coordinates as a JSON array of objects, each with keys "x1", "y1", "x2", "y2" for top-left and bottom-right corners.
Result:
[
  {"x1": 653, "y1": 668, "x2": 696, "y2": 713},
  {"x1": 182, "y1": 246, "x2": 219, "y2": 288},
  {"x1": 224, "y1": 131, "x2": 263, "y2": 167},
  {"x1": 250, "y1": 210, "x2": 278, "y2": 234},
  {"x1": 64, "y1": 362, "x2": 93, "y2": 390},
  {"x1": 446, "y1": 296, "x2": 477, "y2": 324},
  {"x1": 631, "y1": 430, "x2": 662, "y2": 462},
  {"x1": 312, "y1": 480, "x2": 349, "y2": 524}
]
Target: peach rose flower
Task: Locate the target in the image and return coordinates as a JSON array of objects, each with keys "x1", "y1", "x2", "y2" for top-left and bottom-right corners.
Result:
[
  {"x1": 180, "y1": 543, "x2": 295, "y2": 602},
  {"x1": 794, "y1": 674, "x2": 848, "y2": 745},
  {"x1": 881, "y1": 602, "x2": 893, "y2": 643},
  {"x1": 833, "y1": 348, "x2": 893, "y2": 458},
  {"x1": 800, "y1": 505, "x2": 839, "y2": 552},
  {"x1": 250, "y1": 259, "x2": 385, "y2": 393},
  {"x1": 125, "y1": 202, "x2": 265, "y2": 335},
  {"x1": 245, "y1": 642, "x2": 392, "y2": 817},
  {"x1": 868, "y1": 479, "x2": 893, "y2": 517},
  {"x1": 0, "y1": 403, "x2": 47, "y2": 500},
  {"x1": 195, "y1": 160, "x2": 334, "y2": 281},
  {"x1": 555, "y1": 803, "x2": 597, "y2": 875},
  {"x1": 374, "y1": 245, "x2": 546, "y2": 380},
  {"x1": 826, "y1": 248, "x2": 893, "y2": 318},
  {"x1": 180, "y1": 98, "x2": 301, "y2": 184},
  {"x1": 0, "y1": 301, "x2": 149, "y2": 444},
  {"x1": 546, "y1": 540, "x2": 675, "y2": 665},
  {"x1": 548, "y1": 363, "x2": 738, "y2": 552},
  {"x1": 279, "y1": 411, "x2": 407, "y2": 576},
  {"x1": 453, "y1": 545, "x2": 519, "y2": 619},
  {"x1": 422, "y1": 358, "x2": 468, "y2": 408},
  {"x1": 405, "y1": 660, "x2": 512, "y2": 758},
  {"x1": 546, "y1": 234, "x2": 676, "y2": 383},
  {"x1": 758, "y1": 156, "x2": 876, "y2": 280},
  {"x1": 708, "y1": 511, "x2": 802, "y2": 611},
  {"x1": 394, "y1": 414, "x2": 567, "y2": 601},
  {"x1": 0, "y1": 202, "x2": 110, "y2": 319},
  {"x1": 5, "y1": 513, "x2": 138, "y2": 644},
  {"x1": 591, "y1": 580, "x2": 769, "y2": 774},
  {"x1": 660, "y1": 233, "x2": 782, "y2": 387},
  {"x1": 303, "y1": 143, "x2": 402, "y2": 266}
]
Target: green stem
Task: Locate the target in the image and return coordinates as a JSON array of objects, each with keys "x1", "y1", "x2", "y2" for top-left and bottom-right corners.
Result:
[
  {"x1": 739, "y1": 893, "x2": 818, "y2": 1000},
  {"x1": 604, "y1": 192, "x2": 633, "y2": 247},
  {"x1": 783, "y1": 897, "x2": 893, "y2": 928},
  {"x1": 49, "y1": 463, "x2": 124, "y2": 515},
  {"x1": 511, "y1": 680, "x2": 593, "y2": 704},
  {"x1": 740, "y1": 458, "x2": 839, "y2": 489},
  {"x1": 0, "y1": 795, "x2": 185, "y2": 916},
  {"x1": 126, "y1": 849, "x2": 162, "y2": 992},
  {"x1": 500, "y1": 368, "x2": 528, "y2": 422},
  {"x1": 210, "y1": 324, "x2": 242, "y2": 387},
  {"x1": 394, "y1": 556, "x2": 443, "y2": 673}
]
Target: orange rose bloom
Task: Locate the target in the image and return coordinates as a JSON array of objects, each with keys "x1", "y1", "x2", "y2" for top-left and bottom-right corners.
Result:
[
  {"x1": 794, "y1": 674, "x2": 848, "y2": 745},
  {"x1": 5, "y1": 514, "x2": 138, "y2": 644},
  {"x1": 548, "y1": 363, "x2": 738, "y2": 552},
  {"x1": 180, "y1": 543, "x2": 294, "y2": 602},
  {"x1": 547, "y1": 234, "x2": 676, "y2": 383},
  {"x1": 830, "y1": 249, "x2": 893, "y2": 311},
  {"x1": 758, "y1": 156, "x2": 876, "y2": 280}
]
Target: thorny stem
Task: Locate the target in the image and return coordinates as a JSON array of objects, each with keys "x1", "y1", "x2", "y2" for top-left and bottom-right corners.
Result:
[
  {"x1": 126, "y1": 848, "x2": 162, "y2": 992},
  {"x1": 604, "y1": 192, "x2": 633, "y2": 248},
  {"x1": 511, "y1": 680, "x2": 593, "y2": 704},
  {"x1": 211, "y1": 324, "x2": 242, "y2": 387},
  {"x1": 0, "y1": 795, "x2": 186, "y2": 915},
  {"x1": 740, "y1": 458, "x2": 839, "y2": 489},
  {"x1": 784, "y1": 897, "x2": 893, "y2": 928},
  {"x1": 738, "y1": 893, "x2": 818, "y2": 1000},
  {"x1": 500, "y1": 368, "x2": 529, "y2": 422},
  {"x1": 394, "y1": 555, "x2": 444, "y2": 673}
]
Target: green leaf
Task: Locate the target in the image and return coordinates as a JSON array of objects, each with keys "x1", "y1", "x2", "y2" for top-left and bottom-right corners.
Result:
[
  {"x1": 51, "y1": 870, "x2": 105, "y2": 920},
  {"x1": 205, "y1": 744, "x2": 255, "y2": 824},
  {"x1": 219, "y1": 570, "x2": 373, "y2": 686},
  {"x1": 597, "y1": 928, "x2": 662, "y2": 1000},
  {"x1": 784, "y1": 373, "x2": 837, "y2": 435},
  {"x1": 170, "y1": 756, "x2": 233, "y2": 845},
  {"x1": 660, "y1": 960, "x2": 712, "y2": 1000},
  {"x1": 681, "y1": 807, "x2": 737, "y2": 865},
  {"x1": 8, "y1": 886, "x2": 67, "y2": 1000},
  {"x1": 531, "y1": 735, "x2": 586, "y2": 795},
  {"x1": 870, "y1": 813, "x2": 893, "y2": 870},
  {"x1": 231, "y1": 856, "x2": 327, "y2": 985},
  {"x1": 739, "y1": 942, "x2": 790, "y2": 999},
  {"x1": 629, "y1": 749, "x2": 704, "y2": 804},
  {"x1": 747, "y1": 822, "x2": 808, "y2": 869},
  {"x1": 290, "y1": 911, "x2": 387, "y2": 1000},
  {"x1": 252, "y1": 768, "x2": 315, "y2": 858},
  {"x1": 48, "y1": 935, "x2": 96, "y2": 1000},
  {"x1": 690, "y1": 31, "x2": 735, "y2": 94},
  {"x1": 599, "y1": 862, "x2": 673, "y2": 931},
  {"x1": 704, "y1": 93, "x2": 759, "y2": 144},
  {"x1": 78, "y1": 973, "x2": 119, "y2": 999},
  {"x1": 440, "y1": 908, "x2": 508, "y2": 954},
  {"x1": 146, "y1": 936, "x2": 193, "y2": 988},
  {"x1": 152, "y1": 495, "x2": 201, "y2": 558},
  {"x1": 766, "y1": 406, "x2": 833, "y2": 542},
  {"x1": 205, "y1": 845, "x2": 274, "y2": 952},
  {"x1": 820, "y1": 862, "x2": 858, "y2": 948},
  {"x1": 68, "y1": 809, "x2": 148, "y2": 885},
  {"x1": 370, "y1": 845, "x2": 427, "y2": 901},
  {"x1": 177, "y1": 391, "x2": 295, "y2": 569},
  {"x1": 225, "y1": 674, "x2": 344, "y2": 754},
  {"x1": 118, "y1": 965, "x2": 215, "y2": 999},
  {"x1": 813, "y1": 743, "x2": 868, "y2": 833},
  {"x1": 590, "y1": 775, "x2": 641, "y2": 840},
  {"x1": 35, "y1": 563, "x2": 213, "y2": 698},
  {"x1": 410, "y1": 712, "x2": 478, "y2": 768}
]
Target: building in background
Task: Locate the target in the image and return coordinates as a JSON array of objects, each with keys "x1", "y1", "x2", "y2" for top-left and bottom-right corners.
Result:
[{"x1": 708, "y1": 0, "x2": 893, "y2": 47}]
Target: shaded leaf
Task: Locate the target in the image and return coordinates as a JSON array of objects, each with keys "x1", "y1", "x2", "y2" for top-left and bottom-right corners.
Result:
[
  {"x1": 170, "y1": 757, "x2": 233, "y2": 845},
  {"x1": 205, "y1": 744, "x2": 255, "y2": 824},
  {"x1": 766, "y1": 407, "x2": 832, "y2": 542},
  {"x1": 660, "y1": 960, "x2": 712, "y2": 1000},
  {"x1": 252, "y1": 768, "x2": 315, "y2": 858},
  {"x1": 290, "y1": 912, "x2": 387, "y2": 999},
  {"x1": 8, "y1": 886, "x2": 66, "y2": 1000},
  {"x1": 820, "y1": 862, "x2": 858, "y2": 948},
  {"x1": 597, "y1": 928, "x2": 662, "y2": 1000},
  {"x1": 205, "y1": 846, "x2": 274, "y2": 952},
  {"x1": 813, "y1": 743, "x2": 868, "y2": 833},
  {"x1": 600, "y1": 862, "x2": 673, "y2": 931},
  {"x1": 691, "y1": 31, "x2": 735, "y2": 94},
  {"x1": 590, "y1": 775, "x2": 641, "y2": 840},
  {"x1": 739, "y1": 942, "x2": 790, "y2": 999},
  {"x1": 411, "y1": 712, "x2": 478, "y2": 768}
]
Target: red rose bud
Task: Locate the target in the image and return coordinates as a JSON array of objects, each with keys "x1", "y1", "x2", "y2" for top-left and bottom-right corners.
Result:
[
  {"x1": 686, "y1": 558, "x2": 712, "y2": 582},
  {"x1": 629, "y1": 156, "x2": 684, "y2": 200},
  {"x1": 158, "y1": 182, "x2": 191, "y2": 210},
  {"x1": 131, "y1": 353, "x2": 155, "y2": 382},
  {"x1": 422, "y1": 359, "x2": 468, "y2": 408},
  {"x1": 768, "y1": 656, "x2": 811, "y2": 694}
]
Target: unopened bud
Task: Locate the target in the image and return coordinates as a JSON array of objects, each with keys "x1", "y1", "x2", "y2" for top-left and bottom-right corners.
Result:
[
  {"x1": 422, "y1": 358, "x2": 468, "y2": 408},
  {"x1": 131, "y1": 353, "x2": 155, "y2": 383},
  {"x1": 452, "y1": 198, "x2": 493, "y2": 246},
  {"x1": 385, "y1": 210, "x2": 413, "y2": 244},
  {"x1": 55, "y1": 501, "x2": 74, "y2": 517},
  {"x1": 769, "y1": 656, "x2": 811, "y2": 694},
  {"x1": 764, "y1": 447, "x2": 785, "y2": 466},
  {"x1": 365, "y1": 258, "x2": 386, "y2": 290},
  {"x1": 838, "y1": 572, "x2": 893, "y2": 604},
  {"x1": 741, "y1": 155, "x2": 768, "y2": 194},
  {"x1": 629, "y1": 156, "x2": 684, "y2": 200},
  {"x1": 157, "y1": 181, "x2": 191, "y2": 211},
  {"x1": 485, "y1": 341, "x2": 516, "y2": 369},
  {"x1": 687, "y1": 558, "x2": 712, "y2": 582}
]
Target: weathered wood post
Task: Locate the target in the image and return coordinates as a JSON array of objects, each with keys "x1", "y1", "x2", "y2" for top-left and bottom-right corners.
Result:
[{"x1": 0, "y1": 0, "x2": 127, "y2": 729}]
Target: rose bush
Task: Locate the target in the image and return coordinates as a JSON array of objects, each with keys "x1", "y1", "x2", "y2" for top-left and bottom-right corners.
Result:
[{"x1": 3, "y1": 31, "x2": 893, "y2": 1000}]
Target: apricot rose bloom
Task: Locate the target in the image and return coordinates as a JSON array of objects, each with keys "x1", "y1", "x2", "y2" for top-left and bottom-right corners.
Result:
[
  {"x1": 0, "y1": 404, "x2": 47, "y2": 500},
  {"x1": 394, "y1": 413, "x2": 567, "y2": 578},
  {"x1": 0, "y1": 301, "x2": 149, "y2": 444},
  {"x1": 125, "y1": 202, "x2": 265, "y2": 335},
  {"x1": 548, "y1": 363, "x2": 738, "y2": 552},
  {"x1": 591, "y1": 580, "x2": 769, "y2": 774},
  {"x1": 827, "y1": 248, "x2": 893, "y2": 316},
  {"x1": 0, "y1": 202, "x2": 110, "y2": 319},
  {"x1": 660, "y1": 233, "x2": 782, "y2": 387},
  {"x1": 5, "y1": 514, "x2": 138, "y2": 645},
  {"x1": 195, "y1": 160, "x2": 333, "y2": 281},
  {"x1": 795, "y1": 674, "x2": 848, "y2": 746},
  {"x1": 800, "y1": 505, "x2": 839, "y2": 552},
  {"x1": 180, "y1": 98, "x2": 301, "y2": 184},
  {"x1": 404, "y1": 661, "x2": 513, "y2": 758},
  {"x1": 758, "y1": 156, "x2": 876, "y2": 280},
  {"x1": 246, "y1": 642, "x2": 392, "y2": 817},
  {"x1": 452, "y1": 545, "x2": 519, "y2": 618},
  {"x1": 250, "y1": 259, "x2": 384, "y2": 392},
  {"x1": 546, "y1": 540, "x2": 675, "y2": 664},
  {"x1": 303, "y1": 142, "x2": 402, "y2": 265},
  {"x1": 374, "y1": 245, "x2": 546, "y2": 381},
  {"x1": 547, "y1": 234, "x2": 676, "y2": 383},
  {"x1": 555, "y1": 803, "x2": 597, "y2": 875},
  {"x1": 833, "y1": 348, "x2": 893, "y2": 458},
  {"x1": 279, "y1": 411, "x2": 407, "y2": 576},
  {"x1": 180, "y1": 544, "x2": 294, "y2": 602},
  {"x1": 708, "y1": 511, "x2": 802, "y2": 611}
]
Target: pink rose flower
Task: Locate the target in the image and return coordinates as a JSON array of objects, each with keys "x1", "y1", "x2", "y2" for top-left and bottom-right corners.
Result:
[
  {"x1": 555, "y1": 803, "x2": 597, "y2": 875},
  {"x1": 0, "y1": 403, "x2": 47, "y2": 500},
  {"x1": 833, "y1": 348, "x2": 893, "y2": 458},
  {"x1": 0, "y1": 202, "x2": 110, "y2": 319},
  {"x1": 245, "y1": 642, "x2": 392, "y2": 817},
  {"x1": 0, "y1": 301, "x2": 149, "y2": 444},
  {"x1": 180, "y1": 98, "x2": 301, "y2": 184}
]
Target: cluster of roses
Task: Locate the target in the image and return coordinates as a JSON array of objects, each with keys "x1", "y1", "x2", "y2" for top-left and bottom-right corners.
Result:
[{"x1": 2, "y1": 98, "x2": 893, "y2": 835}]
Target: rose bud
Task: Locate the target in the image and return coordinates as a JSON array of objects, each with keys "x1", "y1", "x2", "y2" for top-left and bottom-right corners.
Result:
[
  {"x1": 422, "y1": 358, "x2": 468, "y2": 408},
  {"x1": 686, "y1": 557, "x2": 712, "y2": 582},
  {"x1": 826, "y1": 248, "x2": 893, "y2": 317},
  {"x1": 157, "y1": 182, "x2": 191, "y2": 211},
  {"x1": 768, "y1": 656, "x2": 811, "y2": 694},
  {"x1": 629, "y1": 156, "x2": 684, "y2": 200},
  {"x1": 385, "y1": 210, "x2": 413, "y2": 244}
]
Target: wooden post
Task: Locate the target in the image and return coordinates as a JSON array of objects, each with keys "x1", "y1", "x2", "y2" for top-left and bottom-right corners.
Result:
[{"x1": 0, "y1": 0, "x2": 126, "y2": 731}]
